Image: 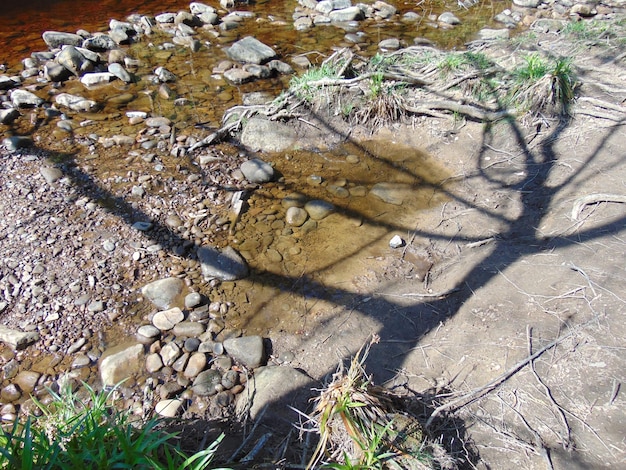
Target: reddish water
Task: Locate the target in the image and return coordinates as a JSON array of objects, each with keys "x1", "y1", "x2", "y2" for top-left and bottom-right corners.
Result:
[{"x1": 0, "y1": 0, "x2": 194, "y2": 67}]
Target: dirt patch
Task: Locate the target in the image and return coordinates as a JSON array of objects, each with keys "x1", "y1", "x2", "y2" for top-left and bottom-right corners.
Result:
[{"x1": 261, "y1": 26, "x2": 626, "y2": 468}]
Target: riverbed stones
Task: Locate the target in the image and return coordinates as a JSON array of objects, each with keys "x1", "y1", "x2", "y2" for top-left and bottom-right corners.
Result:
[
  {"x1": 108, "y1": 63, "x2": 133, "y2": 83},
  {"x1": 13, "y1": 370, "x2": 40, "y2": 393},
  {"x1": 56, "y1": 45, "x2": 89, "y2": 76},
  {"x1": 477, "y1": 28, "x2": 511, "y2": 40},
  {"x1": 2, "y1": 136, "x2": 33, "y2": 151},
  {"x1": 0, "y1": 109, "x2": 19, "y2": 125},
  {"x1": 184, "y1": 352, "x2": 207, "y2": 378},
  {"x1": 223, "y1": 335, "x2": 265, "y2": 368},
  {"x1": 99, "y1": 343, "x2": 144, "y2": 386},
  {"x1": 438, "y1": 12, "x2": 461, "y2": 25},
  {"x1": 329, "y1": 6, "x2": 364, "y2": 22},
  {"x1": 197, "y1": 246, "x2": 249, "y2": 281},
  {"x1": 141, "y1": 277, "x2": 184, "y2": 309},
  {"x1": 152, "y1": 307, "x2": 185, "y2": 330},
  {"x1": 240, "y1": 117, "x2": 297, "y2": 152},
  {"x1": 240, "y1": 158, "x2": 275, "y2": 183},
  {"x1": 172, "y1": 321, "x2": 206, "y2": 337},
  {"x1": 80, "y1": 72, "x2": 115, "y2": 87},
  {"x1": 226, "y1": 36, "x2": 278, "y2": 64},
  {"x1": 160, "y1": 342, "x2": 182, "y2": 367},
  {"x1": 369, "y1": 182, "x2": 413, "y2": 205}
]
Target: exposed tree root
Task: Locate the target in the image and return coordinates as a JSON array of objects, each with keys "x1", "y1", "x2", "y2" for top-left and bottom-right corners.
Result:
[{"x1": 570, "y1": 193, "x2": 626, "y2": 220}]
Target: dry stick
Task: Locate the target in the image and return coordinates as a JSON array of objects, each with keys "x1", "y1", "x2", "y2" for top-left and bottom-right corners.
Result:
[
  {"x1": 527, "y1": 326, "x2": 573, "y2": 451},
  {"x1": 228, "y1": 405, "x2": 268, "y2": 462},
  {"x1": 573, "y1": 108, "x2": 626, "y2": 122},
  {"x1": 570, "y1": 193, "x2": 626, "y2": 220},
  {"x1": 503, "y1": 397, "x2": 555, "y2": 470},
  {"x1": 424, "y1": 324, "x2": 583, "y2": 429},
  {"x1": 240, "y1": 432, "x2": 273, "y2": 463}
]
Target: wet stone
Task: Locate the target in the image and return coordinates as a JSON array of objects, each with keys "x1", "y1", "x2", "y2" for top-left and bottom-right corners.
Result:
[
  {"x1": 141, "y1": 277, "x2": 184, "y2": 309},
  {"x1": 221, "y1": 369, "x2": 239, "y2": 389},
  {"x1": 304, "y1": 200, "x2": 335, "y2": 220}
]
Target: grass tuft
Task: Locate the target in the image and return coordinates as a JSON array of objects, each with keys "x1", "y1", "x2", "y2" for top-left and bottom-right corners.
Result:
[{"x1": 0, "y1": 382, "x2": 229, "y2": 470}]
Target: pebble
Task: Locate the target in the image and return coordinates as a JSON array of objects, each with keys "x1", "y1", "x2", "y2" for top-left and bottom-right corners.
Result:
[
  {"x1": 184, "y1": 352, "x2": 207, "y2": 378},
  {"x1": 155, "y1": 398, "x2": 184, "y2": 418}
]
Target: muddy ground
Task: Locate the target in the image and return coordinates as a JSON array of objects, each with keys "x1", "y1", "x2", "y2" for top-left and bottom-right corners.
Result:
[
  {"x1": 250, "y1": 27, "x2": 626, "y2": 469},
  {"x1": 1, "y1": 17, "x2": 625, "y2": 470}
]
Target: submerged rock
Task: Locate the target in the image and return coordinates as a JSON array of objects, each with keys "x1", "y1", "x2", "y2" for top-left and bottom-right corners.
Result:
[
  {"x1": 99, "y1": 343, "x2": 144, "y2": 386},
  {"x1": 240, "y1": 158, "x2": 275, "y2": 183},
  {"x1": 141, "y1": 277, "x2": 185, "y2": 309},
  {"x1": 198, "y1": 246, "x2": 249, "y2": 281}
]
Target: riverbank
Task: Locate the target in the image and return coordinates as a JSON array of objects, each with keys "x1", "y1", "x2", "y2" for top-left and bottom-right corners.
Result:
[{"x1": 1, "y1": 0, "x2": 626, "y2": 467}]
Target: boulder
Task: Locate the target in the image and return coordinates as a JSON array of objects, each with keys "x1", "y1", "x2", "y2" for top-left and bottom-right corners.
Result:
[
  {"x1": 80, "y1": 72, "x2": 115, "y2": 87},
  {"x1": 56, "y1": 45, "x2": 88, "y2": 75},
  {"x1": 329, "y1": 7, "x2": 364, "y2": 22}
]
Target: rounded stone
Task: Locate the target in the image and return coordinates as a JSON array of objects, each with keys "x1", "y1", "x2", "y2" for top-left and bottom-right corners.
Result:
[
  {"x1": 304, "y1": 200, "x2": 335, "y2": 220},
  {"x1": 1, "y1": 384, "x2": 22, "y2": 402},
  {"x1": 184, "y1": 352, "x2": 207, "y2": 378},
  {"x1": 14, "y1": 371, "x2": 41, "y2": 394},
  {"x1": 172, "y1": 321, "x2": 206, "y2": 338},
  {"x1": 240, "y1": 158, "x2": 274, "y2": 183},
  {"x1": 281, "y1": 192, "x2": 307, "y2": 208},
  {"x1": 184, "y1": 292, "x2": 203, "y2": 309},
  {"x1": 155, "y1": 398, "x2": 184, "y2": 418},
  {"x1": 191, "y1": 369, "x2": 223, "y2": 396},
  {"x1": 285, "y1": 207, "x2": 308, "y2": 227},
  {"x1": 146, "y1": 353, "x2": 164, "y2": 373},
  {"x1": 184, "y1": 337, "x2": 201, "y2": 352},
  {"x1": 221, "y1": 369, "x2": 239, "y2": 389},
  {"x1": 138, "y1": 325, "x2": 161, "y2": 339},
  {"x1": 152, "y1": 307, "x2": 185, "y2": 331}
]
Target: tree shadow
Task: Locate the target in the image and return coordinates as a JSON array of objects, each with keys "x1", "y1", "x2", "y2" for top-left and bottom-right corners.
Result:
[{"x1": 19, "y1": 57, "x2": 626, "y2": 467}]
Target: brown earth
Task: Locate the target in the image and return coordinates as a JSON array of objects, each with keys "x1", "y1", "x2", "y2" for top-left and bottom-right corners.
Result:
[
  {"x1": 1, "y1": 17, "x2": 625, "y2": 470},
  {"x1": 255, "y1": 25, "x2": 626, "y2": 469}
]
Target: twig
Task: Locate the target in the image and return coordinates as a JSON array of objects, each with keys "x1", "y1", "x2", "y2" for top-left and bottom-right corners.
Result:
[
  {"x1": 375, "y1": 287, "x2": 461, "y2": 299},
  {"x1": 465, "y1": 237, "x2": 495, "y2": 248},
  {"x1": 570, "y1": 193, "x2": 626, "y2": 220},
  {"x1": 229, "y1": 405, "x2": 268, "y2": 461},
  {"x1": 527, "y1": 326, "x2": 573, "y2": 451},
  {"x1": 503, "y1": 396, "x2": 555, "y2": 470},
  {"x1": 425, "y1": 323, "x2": 585, "y2": 429},
  {"x1": 240, "y1": 432, "x2": 273, "y2": 463},
  {"x1": 578, "y1": 96, "x2": 626, "y2": 113}
]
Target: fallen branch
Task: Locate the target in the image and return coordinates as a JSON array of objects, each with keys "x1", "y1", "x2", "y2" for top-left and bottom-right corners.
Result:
[
  {"x1": 425, "y1": 324, "x2": 583, "y2": 429},
  {"x1": 570, "y1": 193, "x2": 626, "y2": 220}
]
